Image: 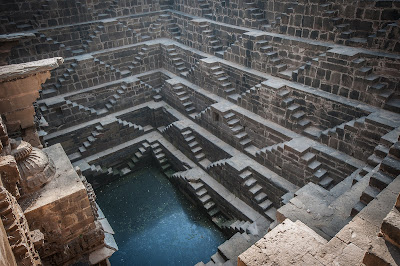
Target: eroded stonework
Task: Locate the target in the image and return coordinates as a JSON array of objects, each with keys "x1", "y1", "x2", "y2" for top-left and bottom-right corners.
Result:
[{"x1": 1, "y1": 0, "x2": 400, "y2": 265}]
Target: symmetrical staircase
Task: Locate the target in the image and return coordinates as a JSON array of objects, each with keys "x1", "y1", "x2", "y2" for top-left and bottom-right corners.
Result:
[
  {"x1": 239, "y1": 169, "x2": 276, "y2": 221},
  {"x1": 166, "y1": 47, "x2": 189, "y2": 77},
  {"x1": 222, "y1": 111, "x2": 258, "y2": 156},
  {"x1": 171, "y1": 84, "x2": 197, "y2": 116},
  {"x1": 181, "y1": 128, "x2": 211, "y2": 168},
  {"x1": 302, "y1": 151, "x2": 334, "y2": 190},
  {"x1": 210, "y1": 64, "x2": 238, "y2": 99},
  {"x1": 151, "y1": 142, "x2": 173, "y2": 175},
  {"x1": 351, "y1": 139, "x2": 400, "y2": 216},
  {"x1": 198, "y1": 21, "x2": 223, "y2": 55}
]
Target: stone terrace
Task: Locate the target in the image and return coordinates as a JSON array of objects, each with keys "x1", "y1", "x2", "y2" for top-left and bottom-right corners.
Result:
[{"x1": 2, "y1": 0, "x2": 400, "y2": 265}]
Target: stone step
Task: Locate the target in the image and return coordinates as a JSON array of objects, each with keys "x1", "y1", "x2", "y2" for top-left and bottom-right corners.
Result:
[
  {"x1": 249, "y1": 184, "x2": 262, "y2": 196},
  {"x1": 319, "y1": 176, "x2": 334, "y2": 189},
  {"x1": 360, "y1": 185, "x2": 380, "y2": 204},
  {"x1": 240, "y1": 138, "x2": 252, "y2": 147},
  {"x1": 196, "y1": 153, "x2": 206, "y2": 161},
  {"x1": 239, "y1": 170, "x2": 252, "y2": 181},
  {"x1": 370, "y1": 171, "x2": 393, "y2": 191},
  {"x1": 200, "y1": 194, "x2": 212, "y2": 204},
  {"x1": 308, "y1": 160, "x2": 322, "y2": 171},
  {"x1": 196, "y1": 188, "x2": 208, "y2": 197},
  {"x1": 254, "y1": 192, "x2": 267, "y2": 203},
  {"x1": 259, "y1": 199, "x2": 273, "y2": 211},
  {"x1": 227, "y1": 118, "x2": 240, "y2": 126},
  {"x1": 192, "y1": 146, "x2": 203, "y2": 154},
  {"x1": 244, "y1": 177, "x2": 257, "y2": 188},
  {"x1": 314, "y1": 168, "x2": 328, "y2": 180}
]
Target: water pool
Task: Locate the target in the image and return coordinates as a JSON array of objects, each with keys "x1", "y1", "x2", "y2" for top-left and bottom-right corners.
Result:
[{"x1": 95, "y1": 164, "x2": 227, "y2": 265}]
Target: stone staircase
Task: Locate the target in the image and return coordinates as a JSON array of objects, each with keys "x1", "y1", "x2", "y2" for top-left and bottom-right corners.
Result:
[
  {"x1": 166, "y1": 47, "x2": 189, "y2": 77},
  {"x1": 222, "y1": 111, "x2": 258, "y2": 156},
  {"x1": 302, "y1": 151, "x2": 334, "y2": 190},
  {"x1": 351, "y1": 138, "x2": 400, "y2": 216},
  {"x1": 65, "y1": 99, "x2": 106, "y2": 116},
  {"x1": 243, "y1": 0, "x2": 268, "y2": 28},
  {"x1": 151, "y1": 142, "x2": 174, "y2": 176},
  {"x1": 197, "y1": 0, "x2": 213, "y2": 17},
  {"x1": 254, "y1": 39, "x2": 287, "y2": 74},
  {"x1": 171, "y1": 84, "x2": 197, "y2": 115},
  {"x1": 157, "y1": 14, "x2": 181, "y2": 41},
  {"x1": 68, "y1": 124, "x2": 105, "y2": 162},
  {"x1": 181, "y1": 128, "x2": 211, "y2": 168},
  {"x1": 210, "y1": 64, "x2": 238, "y2": 99},
  {"x1": 120, "y1": 47, "x2": 147, "y2": 77},
  {"x1": 198, "y1": 21, "x2": 223, "y2": 55},
  {"x1": 104, "y1": 84, "x2": 128, "y2": 111},
  {"x1": 368, "y1": 20, "x2": 400, "y2": 53},
  {"x1": 41, "y1": 60, "x2": 78, "y2": 98},
  {"x1": 239, "y1": 169, "x2": 276, "y2": 222},
  {"x1": 172, "y1": 171, "x2": 227, "y2": 223},
  {"x1": 275, "y1": 87, "x2": 318, "y2": 135}
]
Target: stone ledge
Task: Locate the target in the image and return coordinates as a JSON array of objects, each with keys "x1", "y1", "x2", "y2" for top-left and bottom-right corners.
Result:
[{"x1": 0, "y1": 57, "x2": 64, "y2": 81}]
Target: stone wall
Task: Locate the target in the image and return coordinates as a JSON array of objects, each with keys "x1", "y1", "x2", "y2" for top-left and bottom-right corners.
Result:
[
  {"x1": 267, "y1": 0, "x2": 400, "y2": 52},
  {"x1": 0, "y1": 0, "x2": 165, "y2": 34}
]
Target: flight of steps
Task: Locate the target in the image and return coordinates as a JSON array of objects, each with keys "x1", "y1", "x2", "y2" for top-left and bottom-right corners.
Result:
[
  {"x1": 151, "y1": 142, "x2": 174, "y2": 177},
  {"x1": 171, "y1": 84, "x2": 197, "y2": 116},
  {"x1": 105, "y1": 85, "x2": 128, "y2": 111},
  {"x1": 351, "y1": 139, "x2": 400, "y2": 216},
  {"x1": 367, "y1": 143, "x2": 391, "y2": 168},
  {"x1": 239, "y1": 169, "x2": 276, "y2": 221},
  {"x1": 367, "y1": 20, "x2": 400, "y2": 52},
  {"x1": 120, "y1": 47, "x2": 147, "y2": 77},
  {"x1": 221, "y1": 219, "x2": 252, "y2": 235},
  {"x1": 166, "y1": 47, "x2": 189, "y2": 77},
  {"x1": 254, "y1": 40, "x2": 287, "y2": 75},
  {"x1": 41, "y1": 60, "x2": 78, "y2": 98},
  {"x1": 69, "y1": 124, "x2": 105, "y2": 162},
  {"x1": 65, "y1": 99, "x2": 106, "y2": 117},
  {"x1": 210, "y1": 64, "x2": 238, "y2": 99},
  {"x1": 276, "y1": 87, "x2": 317, "y2": 135},
  {"x1": 116, "y1": 118, "x2": 143, "y2": 133},
  {"x1": 351, "y1": 57, "x2": 391, "y2": 101},
  {"x1": 157, "y1": 14, "x2": 181, "y2": 41},
  {"x1": 197, "y1": 0, "x2": 213, "y2": 17},
  {"x1": 222, "y1": 112, "x2": 257, "y2": 156},
  {"x1": 243, "y1": 0, "x2": 268, "y2": 27},
  {"x1": 181, "y1": 128, "x2": 211, "y2": 168},
  {"x1": 198, "y1": 21, "x2": 223, "y2": 54},
  {"x1": 302, "y1": 151, "x2": 334, "y2": 190}
]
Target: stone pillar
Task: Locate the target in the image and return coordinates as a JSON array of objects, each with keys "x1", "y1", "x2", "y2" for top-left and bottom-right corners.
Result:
[{"x1": 0, "y1": 57, "x2": 63, "y2": 147}]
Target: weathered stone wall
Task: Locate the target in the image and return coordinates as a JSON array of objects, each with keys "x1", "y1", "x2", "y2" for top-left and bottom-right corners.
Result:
[
  {"x1": 40, "y1": 78, "x2": 155, "y2": 131},
  {"x1": 255, "y1": 137, "x2": 363, "y2": 187},
  {"x1": 0, "y1": 216, "x2": 17, "y2": 266},
  {"x1": 174, "y1": 0, "x2": 269, "y2": 29},
  {"x1": 268, "y1": 0, "x2": 400, "y2": 52},
  {"x1": 196, "y1": 107, "x2": 293, "y2": 152},
  {"x1": 295, "y1": 49, "x2": 400, "y2": 109},
  {"x1": 0, "y1": 0, "x2": 165, "y2": 34}
]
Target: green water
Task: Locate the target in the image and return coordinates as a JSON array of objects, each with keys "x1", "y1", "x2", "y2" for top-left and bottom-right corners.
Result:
[{"x1": 95, "y1": 165, "x2": 227, "y2": 266}]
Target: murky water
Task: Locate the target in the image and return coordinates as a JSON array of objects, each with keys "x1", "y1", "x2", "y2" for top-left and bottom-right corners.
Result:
[{"x1": 95, "y1": 164, "x2": 227, "y2": 266}]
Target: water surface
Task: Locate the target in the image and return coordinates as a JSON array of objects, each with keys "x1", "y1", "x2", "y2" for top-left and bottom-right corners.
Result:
[{"x1": 95, "y1": 165, "x2": 227, "y2": 266}]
